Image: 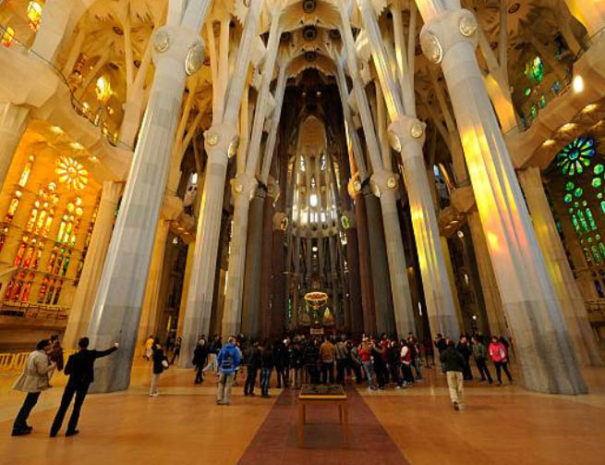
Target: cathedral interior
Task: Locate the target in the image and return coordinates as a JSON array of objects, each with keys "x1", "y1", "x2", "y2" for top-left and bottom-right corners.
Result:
[{"x1": 0, "y1": 1, "x2": 605, "y2": 463}]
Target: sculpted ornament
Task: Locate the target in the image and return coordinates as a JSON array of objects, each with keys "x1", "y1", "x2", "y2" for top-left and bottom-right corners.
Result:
[{"x1": 153, "y1": 29, "x2": 170, "y2": 53}]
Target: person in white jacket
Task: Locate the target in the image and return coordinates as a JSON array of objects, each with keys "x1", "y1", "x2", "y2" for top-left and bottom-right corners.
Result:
[{"x1": 12, "y1": 339, "x2": 55, "y2": 436}]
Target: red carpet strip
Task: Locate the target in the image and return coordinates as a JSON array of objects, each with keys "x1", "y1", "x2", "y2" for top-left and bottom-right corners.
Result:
[{"x1": 237, "y1": 387, "x2": 411, "y2": 465}]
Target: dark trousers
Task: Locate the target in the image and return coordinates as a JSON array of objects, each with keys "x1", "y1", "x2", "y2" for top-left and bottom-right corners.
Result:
[
  {"x1": 390, "y1": 362, "x2": 403, "y2": 386},
  {"x1": 194, "y1": 365, "x2": 204, "y2": 384},
  {"x1": 374, "y1": 363, "x2": 387, "y2": 388},
  {"x1": 306, "y1": 365, "x2": 320, "y2": 384},
  {"x1": 13, "y1": 392, "x2": 40, "y2": 431},
  {"x1": 352, "y1": 362, "x2": 363, "y2": 383},
  {"x1": 401, "y1": 363, "x2": 414, "y2": 383},
  {"x1": 320, "y1": 362, "x2": 334, "y2": 384},
  {"x1": 476, "y1": 358, "x2": 493, "y2": 382},
  {"x1": 244, "y1": 366, "x2": 257, "y2": 394},
  {"x1": 276, "y1": 366, "x2": 289, "y2": 388},
  {"x1": 260, "y1": 367, "x2": 272, "y2": 395},
  {"x1": 50, "y1": 384, "x2": 89, "y2": 435},
  {"x1": 336, "y1": 359, "x2": 347, "y2": 384},
  {"x1": 495, "y1": 361, "x2": 512, "y2": 383}
]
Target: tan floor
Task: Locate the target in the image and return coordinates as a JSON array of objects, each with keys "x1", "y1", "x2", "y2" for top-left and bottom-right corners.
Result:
[{"x1": 0, "y1": 363, "x2": 603, "y2": 465}]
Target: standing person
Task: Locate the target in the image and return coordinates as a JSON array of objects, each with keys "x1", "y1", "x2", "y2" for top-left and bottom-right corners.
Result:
[
  {"x1": 440, "y1": 340, "x2": 466, "y2": 410},
  {"x1": 274, "y1": 339, "x2": 288, "y2": 389},
  {"x1": 400, "y1": 340, "x2": 415, "y2": 386},
  {"x1": 192, "y1": 337, "x2": 208, "y2": 384},
  {"x1": 170, "y1": 337, "x2": 182, "y2": 365},
  {"x1": 408, "y1": 335, "x2": 423, "y2": 380},
  {"x1": 489, "y1": 336, "x2": 513, "y2": 385},
  {"x1": 349, "y1": 340, "x2": 363, "y2": 384},
  {"x1": 388, "y1": 339, "x2": 402, "y2": 388},
  {"x1": 11, "y1": 340, "x2": 56, "y2": 436},
  {"x1": 303, "y1": 338, "x2": 320, "y2": 384},
  {"x1": 48, "y1": 335, "x2": 64, "y2": 373},
  {"x1": 216, "y1": 336, "x2": 241, "y2": 405},
  {"x1": 289, "y1": 337, "x2": 304, "y2": 389},
  {"x1": 371, "y1": 339, "x2": 387, "y2": 390},
  {"x1": 319, "y1": 336, "x2": 336, "y2": 384},
  {"x1": 149, "y1": 340, "x2": 168, "y2": 397},
  {"x1": 244, "y1": 341, "x2": 261, "y2": 396},
  {"x1": 144, "y1": 335, "x2": 154, "y2": 361},
  {"x1": 335, "y1": 335, "x2": 349, "y2": 385},
  {"x1": 49, "y1": 338, "x2": 119, "y2": 437},
  {"x1": 456, "y1": 336, "x2": 474, "y2": 381},
  {"x1": 434, "y1": 333, "x2": 447, "y2": 372},
  {"x1": 260, "y1": 342, "x2": 274, "y2": 397},
  {"x1": 358, "y1": 337, "x2": 375, "y2": 390},
  {"x1": 472, "y1": 336, "x2": 493, "y2": 384}
]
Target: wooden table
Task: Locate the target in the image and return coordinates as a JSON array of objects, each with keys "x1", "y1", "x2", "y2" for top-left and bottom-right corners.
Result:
[{"x1": 298, "y1": 384, "x2": 350, "y2": 447}]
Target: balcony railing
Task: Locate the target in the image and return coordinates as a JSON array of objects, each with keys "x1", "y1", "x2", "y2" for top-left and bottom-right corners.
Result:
[{"x1": 0, "y1": 300, "x2": 68, "y2": 320}]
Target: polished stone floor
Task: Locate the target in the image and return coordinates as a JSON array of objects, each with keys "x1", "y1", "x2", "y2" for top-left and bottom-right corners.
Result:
[{"x1": 0, "y1": 361, "x2": 604, "y2": 465}]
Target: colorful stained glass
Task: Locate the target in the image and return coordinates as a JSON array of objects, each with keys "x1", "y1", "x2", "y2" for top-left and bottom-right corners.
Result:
[
  {"x1": 525, "y1": 56, "x2": 544, "y2": 84},
  {"x1": 574, "y1": 187, "x2": 584, "y2": 198},
  {"x1": 592, "y1": 245, "x2": 601, "y2": 263},
  {"x1": 572, "y1": 214, "x2": 580, "y2": 233},
  {"x1": 18, "y1": 156, "x2": 34, "y2": 187},
  {"x1": 593, "y1": 177, "x2": 602, "y2": 188},
  {"x1": 564, "y1": 193, "x2": 573, "y2": 203},
  {"x1": 595, "y1": 164, "x2": 604, "y2": 175},
  {"x1": 26, "y1": 2, "x2": 43, "y2": 32},
  {"x1": 556, "y1": 137, "x2": 596, "y2": 176},
  {"x1": 599, "y1": 242, "x2": 605, "y2": 259},
  {"x1": 1, "y1": 26, "x2": 15, "y2": 48},
  {"x1": 539, "y1": 95, "x2": 547, "y2": 108},
  {"x1": 587, "y1": 208, "x2": 598, "y2": 230},
  {"x1": 577, "y1": 210, "x2": 590, "y2": 232},
  {"x1": 525, "y1": 88, "x2": 532, "y2": 96}
]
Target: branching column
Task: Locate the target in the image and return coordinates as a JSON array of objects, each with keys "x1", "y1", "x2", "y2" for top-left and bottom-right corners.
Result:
[
  {"x1": 87, "y1": 3, "x2": 209, "y2": 391},
  {"x1": 519, "y1": 167, "x2": 602, "y2": 366},
  {"x1": 180, "y1": 0, "x2": 264, "y2": 364},
  {"x1": 416, "y1": 2, "x2": 586, "y2": 393}
]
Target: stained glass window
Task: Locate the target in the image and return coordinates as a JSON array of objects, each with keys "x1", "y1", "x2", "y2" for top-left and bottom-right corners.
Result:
[
  {"x1": 525, "y1": 56, "x2": 544, "y2": 84},
  {"x1": 26, "y1": 2, "x2": 43, "y2": 32},
  {"x1": 556, "y1": 137, "x2": 596, "y2": 176}
]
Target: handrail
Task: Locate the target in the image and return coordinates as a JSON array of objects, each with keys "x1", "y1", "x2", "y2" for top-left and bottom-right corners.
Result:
[{"x1": 0, "y1": 349, "x2": 76, "y2": 372}]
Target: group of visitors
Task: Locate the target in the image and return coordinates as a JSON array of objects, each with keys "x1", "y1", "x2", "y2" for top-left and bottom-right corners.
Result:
[
  {"x1": 11, "y1": 335, "x2": 118, "y2": 437},
  {"x1": 434, "y1": 333, "x2": 513, "y2": 410}
]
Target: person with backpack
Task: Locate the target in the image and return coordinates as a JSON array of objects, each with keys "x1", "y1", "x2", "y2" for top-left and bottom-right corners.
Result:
[
  {"x1": 50, "y1": 337, "x2": 118, "y2": 437},
  {"x1": 216, "y1": 336, "x2": 241, "y2": 405}
]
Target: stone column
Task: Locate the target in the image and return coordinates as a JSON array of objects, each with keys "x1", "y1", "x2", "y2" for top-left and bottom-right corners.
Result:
[
  {"x1": 241, "y1": 186, "x2": 266, "y2": 337},
  {"x1": 180, "y1": 0, "x2": 263, "y2": 364},
  {"x1": 519, "y1": 167, "x2": 602, "y2": 366},
  {"x1": 417, "y1": 3, "x2": 585, "y2": 394},
  {"x1": 135, "y1": 219, "x2": 170, "y2": 352},
  {"x1": 344, "y1": 211, "x2": 363, "y2": 335},
  {"x1": 0, "y1": 103, "x2": 29, "y2": 192},
  {"x1": 259, "y1": 189, "x2": 276, "y2": 339},
  {"x1": 269, "y1": 212, "x2": 286, "y2": 340},
  {"x1": 30, "y1": 0, "x2": 75, "y2": 63},
  {"x1": 62, "y1": 181, "x2": 121, "y2": 349},
  {"x1": 86, "y1": 23, "x2": 206, "y2": 392},
  {"x1": 563, "y1": 0, "x2": 605, "y2": 38},
  {"x1": 176, "y1": 243, "x2": 195, "y2": 337}
]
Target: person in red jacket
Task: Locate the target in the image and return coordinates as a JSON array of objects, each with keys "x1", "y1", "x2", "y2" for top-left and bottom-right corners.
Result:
[{"x1": 488, "y1": 336, "x2": 513, "y2": 385}]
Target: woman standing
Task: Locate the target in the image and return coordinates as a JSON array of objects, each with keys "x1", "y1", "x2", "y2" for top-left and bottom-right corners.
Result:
[
  {"x1": 12, "y1": 340, "x2": 56, "y2": 436},
  {"x1": 456, "y1": 336, "x2": 474, "y2": 381},
  {"x1": 149, "y1": 340, "x2": 168, "y2": 397},
  {"x1": 358, "y1": 337, "x2": 375, "y2": 390},
  {"x1": 260, "y1": 342, "x2": 274, "y2": 398},
  {"x1": 489, "y1": 336, "x2": 513, "y2": 385}
]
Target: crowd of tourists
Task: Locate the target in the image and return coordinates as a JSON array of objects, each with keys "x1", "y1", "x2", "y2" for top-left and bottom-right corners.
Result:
[
  {"x1": 9, "y1": 329, "x2": 513, "y2": 437},
  {"x1": 181, "y1": 331, "x2": 513, "y2": 407}
]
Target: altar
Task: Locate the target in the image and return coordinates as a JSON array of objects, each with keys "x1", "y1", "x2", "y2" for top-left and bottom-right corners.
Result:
[{"x1": 298, "y1": 384, "x2": 350, "y2": 447}]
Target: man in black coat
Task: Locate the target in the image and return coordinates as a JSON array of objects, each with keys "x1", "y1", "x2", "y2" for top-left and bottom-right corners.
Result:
[
  {"x1": 49, "y1": 337, "x2": 118, "y2": 437},
  {"x1": 440, "y1": 341, "x2": 466, "y2": 411}
]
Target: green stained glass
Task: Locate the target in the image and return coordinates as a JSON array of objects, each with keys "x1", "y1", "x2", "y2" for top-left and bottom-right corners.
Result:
[
  {"x1": 556, "y1": 137, "x2": 596, "y2": 177},
  {"x1": 574, "y1": 187, "x2": 583, "y2": 198},
  {"x1": 593, "y1": 178, "x2": 602, "y2": 188},
  {"x1": 525, "y1": 56, "x2": 544, "y2": 84},
  {"x1": 525, "y1": 88, "x2": 532, "y2": 96},
  {"x1": 599, "y1": 242, "x2": 605, "y2": 259},
  {"x1": 564, "y1": 193, "x2": 573, "y2": 203},
  {"x1": 572, "y1": 214, "x2": 580, "y2": 233},
  {"x1": 598, "y1": 193, "x2": 604, "y2": 200},
  {"x1": 595, "y1": 164, "x2": 604, "y2": 175},
  {"x1": 601, "y1": 201, "x2": 605, "y2": 215},
  {"x1": 577, "y1": 210, "x2": 590, "y2": 232},
  {"x1": 565, "y1": 181, "x2": 575, "y2": 191},
  {"x1": 574, "y1": 201, "x2": 580, "y2": 208},
  {"x1": 597, "y1": 234, "x2": 602, "y2": 240},
  {"x1": 582, "y1": 200, "x2": 588, "y2": 207},
  {"x1": 588, "y1": 237, "x2": 593, "y2": 243},
  {"x1": 583, "y1": 247, "x2": 592, "y2": 262},
  {"x1": 539, "y1": 95, "x2": 547, "y2": 108},
  {"x1": 592, "y1": 245, "x2": 601, "y2": 263},
  {"x1": 568, "y1": 207, "x2": 574, "y2": 214},
  {"x1": 530, "y1": 105, "x2": 537, "y2": 119}
]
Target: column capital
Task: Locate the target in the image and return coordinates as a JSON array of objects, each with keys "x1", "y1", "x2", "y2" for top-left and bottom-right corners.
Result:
[
  {"x1": 151, "y1": 25, "x2": 205, "y2": 76},
  {"x1": 370, "y1": 170, "x2": 400, "y2": 198},
  {"x1": 388, "y1": 115, "x2": 426, "y2": 154},
  {"x1": 273, "y1": 211, "x2": 288, "y2": 231},
  {"x1": 419, "y1": 8, "x2": 478, "y2": 64},
  {"x1": 204, "y1": 123, "x2": 239, "y2": 161},
  {"x1": 230, "y1": 172, "x2": 258, "y2": 200}
]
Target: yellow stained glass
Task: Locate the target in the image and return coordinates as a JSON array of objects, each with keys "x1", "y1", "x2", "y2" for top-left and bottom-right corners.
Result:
[
  {"x1": 18, "y1": 160, "x2": 33, "y2": 187},
  {"x1": 55, "y1": 157, "x2": 88, "y2": 191},
  {"x1": 2, "y1": 26, "x2": 15, "y2": 48},
  {"x1": 26, "y1": 2, "x2": 43, "y2": 32}
]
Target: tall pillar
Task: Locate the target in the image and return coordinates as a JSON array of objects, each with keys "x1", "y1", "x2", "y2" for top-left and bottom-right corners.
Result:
[
  {"x1": 356, "y1": 0, "x2": 459, "y2": 340},
  {"x1": 364, "y1": 188, "x2": 394, "y2": 335},
  {"x1": 86, "y1": 21, "x2": 207, "y2": 392},
  {"x1": 269, "y1": 212, "x2": 286, "y2": 340},
  {"x1": 241, "y1": 186, "x2": 266, "y2": 337},
  {"x1": 180, "y1": 0, "x2": 263, "y2": 364},
  {"x1": 176, "y1": 242, "x2": 195, "y2": 337},
  {"x1": 259, "y1": 188, "x2": 276, "y2": 339},
  {"x1": 417, "y1": 3, "x2": 585, "y2": 394},
  {"x1": 563, "y1": 0, "x2": 605, "y2": 38},
  {"x1": 62, "y1": 181, "x2": 121, "y2": 349},
  {"x1": 135, "y1": 220, "x2": 170, "y2": 352},
  {"x1": 0, "y1": 103, "x2": 29, "y2": 192},
  {"x1": 519, "y1": 167, "x2": 602, "y2": 366},
  {"x1": 344, "y1": 211, "x2": 363, "y2": 335}
]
